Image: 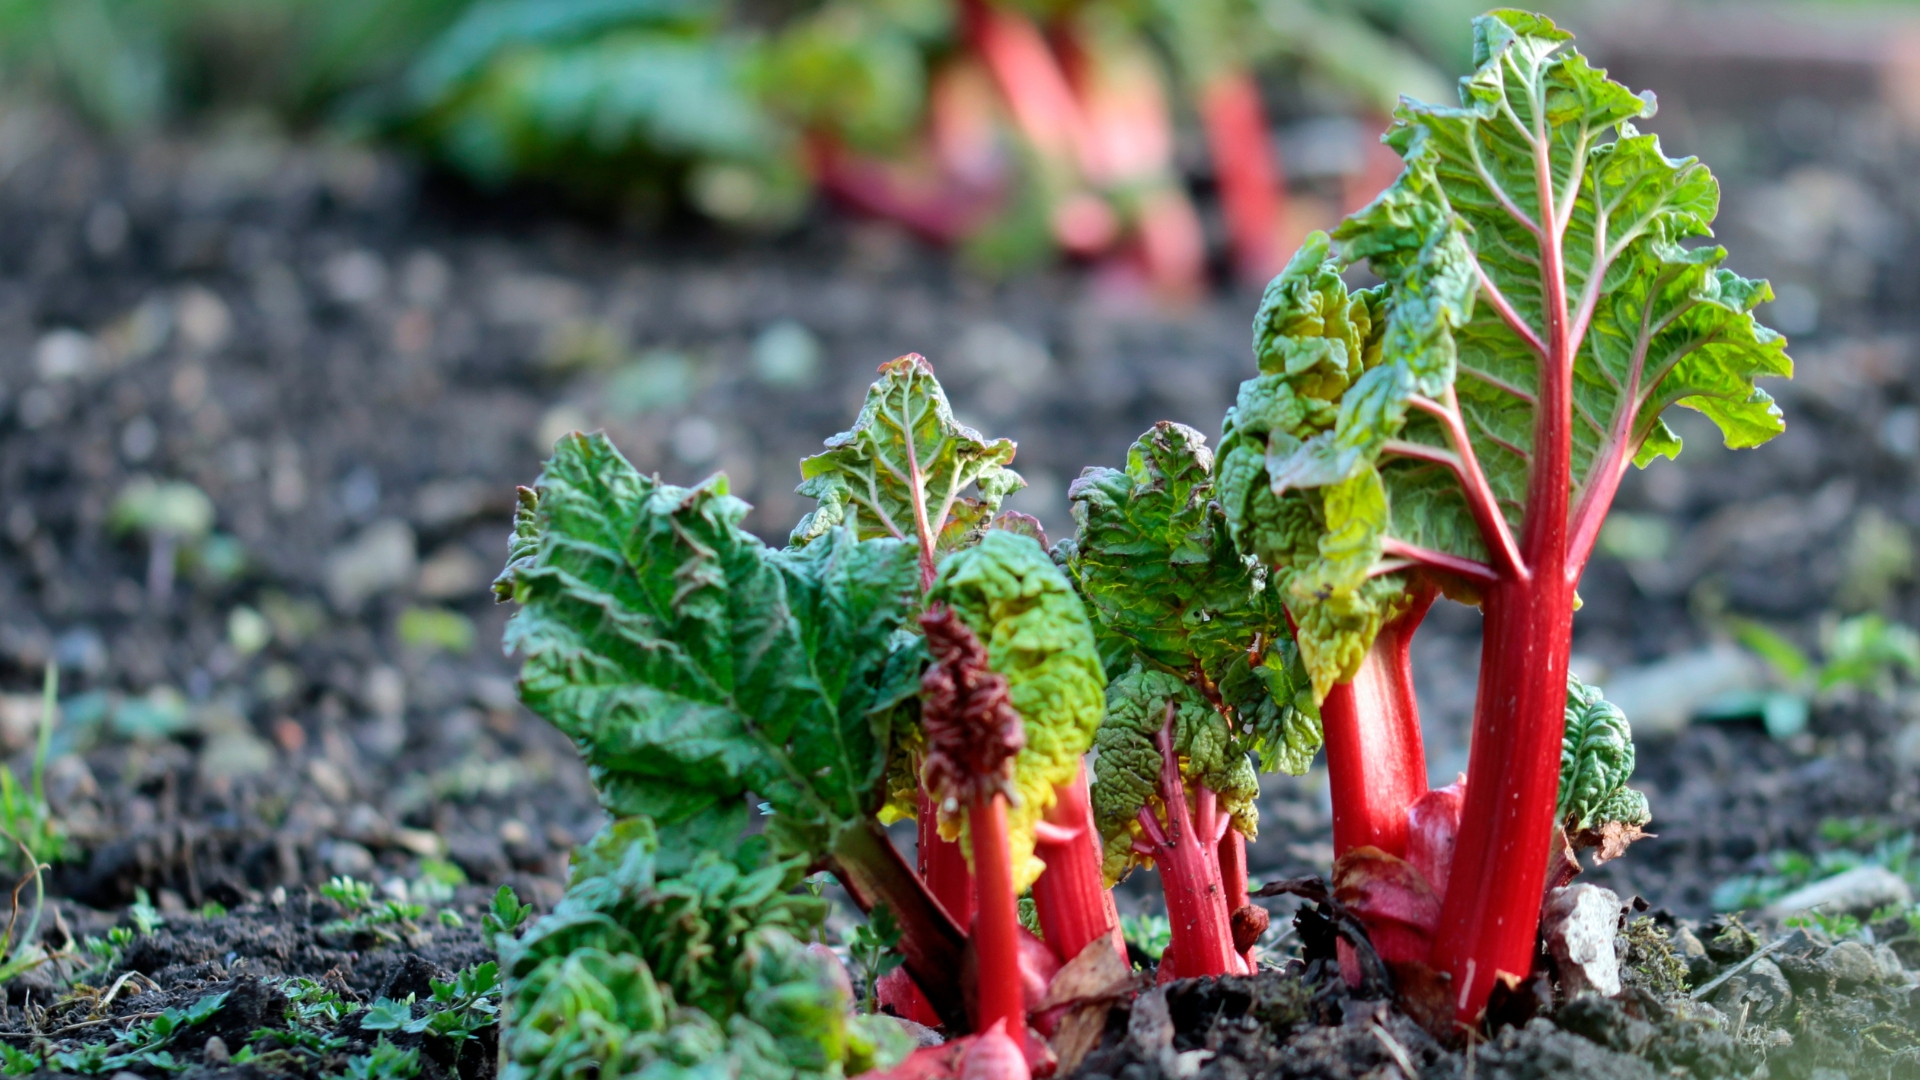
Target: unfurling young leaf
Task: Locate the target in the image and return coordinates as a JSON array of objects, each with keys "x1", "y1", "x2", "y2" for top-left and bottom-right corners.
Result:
[
  {"x1": 792, "y1": 353, "x2": 1025, "y2": 575},
  {"x1": 1558, "y1": 675, "x2": 1650, "y2": 857},
  {"x1": 928, "y1": 530, "x2": 1106, "y2": 890}
]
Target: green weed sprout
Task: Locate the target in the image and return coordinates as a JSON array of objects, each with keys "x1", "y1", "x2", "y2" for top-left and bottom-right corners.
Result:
[
  {"x1": 1714, "y1": 613, "x2": 1920, "y2": 738},
  {"x1": 0, "y1": 663, "x2": 66, "y2": 875}
]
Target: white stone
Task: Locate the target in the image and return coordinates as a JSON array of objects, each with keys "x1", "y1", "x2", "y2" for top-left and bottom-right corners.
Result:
[
  {"x1": 1544, "y1": 884, "x2": 1623, "y2": 998},
  {"x1": 1762, "y1": 865, "x2": 1912, "y2": 920}
]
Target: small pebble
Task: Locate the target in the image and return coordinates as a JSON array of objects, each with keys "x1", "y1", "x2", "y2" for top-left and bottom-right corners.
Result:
[
  {"x1": 203, "y1": 1036, "x2": 229, "y2": 1065},
  {"x1": 1712, "y1": 957, "x2": 1793, "y2": 1022},
  {"x1": 1817, "y1": 941, "x2": 1879, "y2": 987}
]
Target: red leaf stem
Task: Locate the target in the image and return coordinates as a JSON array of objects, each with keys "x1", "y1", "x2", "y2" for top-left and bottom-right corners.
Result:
[
  {"x1": 1135, "y1": 703, "x2": 1244, "y2": 981},
  {"x1": 1030, "y1": 762, "x2": 1126, "y2": 967}
]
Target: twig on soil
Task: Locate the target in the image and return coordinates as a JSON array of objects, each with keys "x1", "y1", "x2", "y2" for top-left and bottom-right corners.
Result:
[
  {"x1": 1688, "y1": 937, "x2": 1786, "y2": 1001},
  {"x1": 98, "y1": 970, "x2": 143, "y2": 1011},
  {"x1": 0, "y1": 828, "x2": 48, "y2": 980},
  {"x1": 44, "y1": 1009, "x2": 166, "y2": 1037},
  {"x1": 1250, "y1": 876, "x2": 1394, "y2": 993},
  {"x1": 1371, "y1": 1021, "x2": 1420, "y2": 1079}
]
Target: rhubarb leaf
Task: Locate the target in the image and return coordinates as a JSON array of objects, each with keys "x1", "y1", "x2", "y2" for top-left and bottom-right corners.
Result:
[
  {"x1": 793, "y1": 353, "x2": 1025, "y2": 557},
  {"x1": 1225, "y1": 12, "x2": 1790, "y2": 693},
  {"x1": 929, "y1": 531, "x2": 1106, "y2": 891},
  {"x1": 1090, "y1": 666, "x2": 1258, "y2": 886},
  {"x1": 501, "y1": 817, "x2": 911, "y2": 1080},
  {"x1": 1067, "y1": 421, "x2": 1322, "y2": 769},
  {"x1": 1229, "y1": 638, "x2": 1323, "y2": 776},
  {"x1": 1558, "y1": 674, "x2": 1648, "y2": 833},
  {"x1": 498, "y1": 432, "x2": 923, "y2": 870},
  {"x1": 1217, "y1": 238, "x2": 1440, "y2": 697}
]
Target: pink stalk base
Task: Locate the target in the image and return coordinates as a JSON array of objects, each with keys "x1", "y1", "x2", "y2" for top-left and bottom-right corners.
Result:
[
  {"x1": 1031, "y1": 762, "x2": 1125, "y2": 966},
  {"x1": 1218, "y1": 828, "x2": 1256, "y2": 968},
  {"x1": 969, "y1": 792, "x2": 1025, "y2": 1035},
  {"x1": 1134, "y1": 706, "x2": 1245, "y2": 981}
]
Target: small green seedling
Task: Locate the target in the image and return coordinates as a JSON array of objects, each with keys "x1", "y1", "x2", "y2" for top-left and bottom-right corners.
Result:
[
  {"x1": 1121, "y1": 912, "x2": 1172, "y2": 963},
  {"x1": 0, "y1": 1044, "x2": 39, "y2": 1076},
  {"x1": 0, "y1": 664, "x2": 64, "y2": 875},
  {"x1": 336, "y1": 1037, "x2": 421, "y2": 1080},
  {"x1": 1713, "y1": 828, "x2": 1915, "y2": 912},
  {"x1": 320, "y1": 876, "x2": 376, "y2": 912},
  {"x1": 1784, "y1": 910, "x2": 1863, "y2": 939},
  {"x1": 844, "y1": 904, "x2": 903, "y2": 1013},
  {"x1": 128, "y1": 888, "x2": 163, "y2": 936},
  {"x1": 109, "y1": 477, "x2": 216, "y2": 602},
  {"x1": 319, "y1": 877, "x2": 426, "y2": 943},
  {"x1": 1710, "y1": 614, "x2": 1920, "y2": 738},
  {"x1": 362, "y1": 962, "x2": 500, "y2": 1064},
  {"x1": 237, "y1": 977, "x2": 352, "y2": 1063},
  {"x1": 44, "y1": 990, "x2": 228, "y2": 1075},
  {"x1": 481, "y1": 884, "x2": 532, "y2": 938}
]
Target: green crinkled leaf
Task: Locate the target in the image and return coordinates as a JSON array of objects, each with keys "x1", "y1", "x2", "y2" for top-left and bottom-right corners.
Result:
[
  {"x1": 1228, "y1": 637, "x2": 1323, "y2": 776},
  {"x1": 1067, "y1": 421, "x2": 1322, "y2": 774},
  {"x1": 501, "y1": 820, "x2": 908, "y2": 1080},
  {"x1": 792, "y1": 353, "x2": 1024, "y2": 554},
  {"x1": 1089, "y1": 666, "x2": 1257, "y2": 887},
  {"x1": 1223, "y1": 11, "x2": 1789, "y2": 696},
  {"x1": 928, "y1": 530, "x2": 1106, "y2": 891},
  {"x1": 1558, "y1": 674, "x2": 1648, "y2": 831},
  {"x1": 1219, "y1": 239, "x2": 1425, "y2": 698},
  {"x1": 499, "y1": 432, "x2": 922, "y2": 869}
]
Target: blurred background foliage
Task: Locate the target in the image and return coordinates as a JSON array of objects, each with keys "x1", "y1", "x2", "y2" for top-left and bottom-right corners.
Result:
[
  {"x1": 0, "y1": 0, "x2": 1493, "y2": 261},
  {"x1": 0, "y1": 0, "x2": 1893, "y2": 279}
]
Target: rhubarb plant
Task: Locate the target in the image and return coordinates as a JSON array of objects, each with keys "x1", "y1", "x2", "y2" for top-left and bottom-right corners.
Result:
[
  {"x1": 792, "y1": 353, "x2": 1030, "y2": 985},
  {"x1": 1090, "y1": 666, "x2": 1258, "y2": 979},
  {"x1": 495, "y1": 431, "x2": 973, "y2": 1028},
  {"x1": 1221, "y1": 10, "x2": 1790, "y2": 1019},
  {"x1": 1065, "y1": 420, "x2": 1319, "y2": 976}
]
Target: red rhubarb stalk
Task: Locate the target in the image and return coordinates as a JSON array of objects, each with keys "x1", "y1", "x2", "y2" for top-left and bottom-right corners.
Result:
[
  {"x1": 960, "y1": 0, "x2": 1091, "y2": 171},
  {"x1": 1425, "y1": 100, "x2": 1580, "y2": 1016},
  {"x1": 1218, "y1": 827, "x2": 1267, "y2": 968},
  {"x1": 1133, "y1": 704, "x2": 1245, "y2": 980},
  {"x1": 1030, "y1": 761, "x2": 1125, "y2": 966},
  {"x1": 968, "y1": 789, "x2": 1025, "y2": 1033},
  {"x1": 1320, "y1": 587, "x2": 1436, "y2": 860}
]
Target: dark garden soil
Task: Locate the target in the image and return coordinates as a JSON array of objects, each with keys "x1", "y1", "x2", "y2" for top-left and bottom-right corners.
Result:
[{"x1": 2, "y1": 16, "x2": 1920, "y2": 1076}]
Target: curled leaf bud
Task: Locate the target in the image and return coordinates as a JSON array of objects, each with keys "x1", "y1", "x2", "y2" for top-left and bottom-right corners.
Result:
[{"x1": 919, "y1": 604, "x2": 1024, "y2": 816}]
